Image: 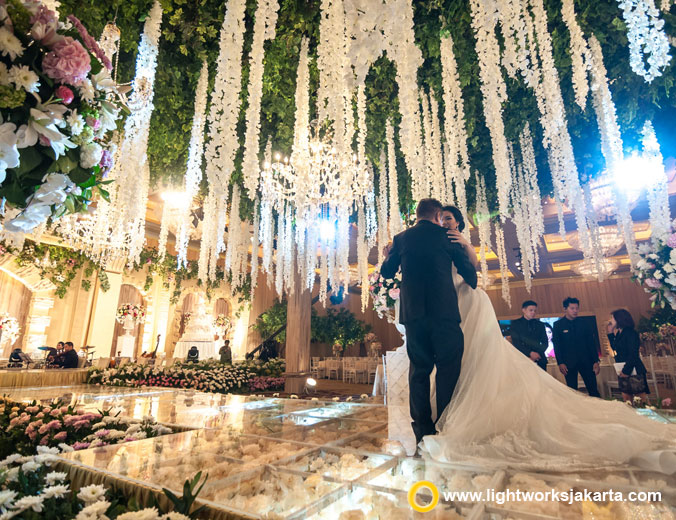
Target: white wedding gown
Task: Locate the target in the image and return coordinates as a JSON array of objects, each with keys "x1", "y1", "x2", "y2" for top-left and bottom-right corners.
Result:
[{"x1": 420, "y1": 268, "x2": 676, "y2": 474}]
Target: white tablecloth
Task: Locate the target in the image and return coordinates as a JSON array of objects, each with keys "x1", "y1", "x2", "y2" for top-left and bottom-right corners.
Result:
[{"x1": 174, "y1": 340, "x2": 217, "y2": 360}]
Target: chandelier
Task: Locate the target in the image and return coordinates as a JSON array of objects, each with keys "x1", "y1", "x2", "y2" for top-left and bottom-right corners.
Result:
[
  {"x1": 587, "y1": 174, "x2": 640, "y2": 219},
  {"x1": 260, "y1": 122, "x2": 371, "y2": 214},
  {"x1": 572, "y1": 257, "x2": 620, "y2": 279},
  {"x1": 567, "y1": 225, "x2": 625, "y2": 256}
]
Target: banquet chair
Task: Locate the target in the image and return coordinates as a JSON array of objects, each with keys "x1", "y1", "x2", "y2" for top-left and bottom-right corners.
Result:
[
  {"x1": 355, "y1": 360, "x2": 369, "y2": 384},
  {"x1": 96, "y1": 358, "x2": 110, "y2": 369},
  {"x1": 327, "y1": 359, "x2": 340, "y2": 380},
  {"x1": 651, "y1": 355, "x2": 675, "y2": 390},
  {"x1": 645, "y1": 355, "x2": 661, "y2": 399},
  {"x1": 311, "y1": 357, "x2": 325, "y2": 379},
  {"x1": 367, "y1": 360, "x2": 378, "y2": 384},
  {"x1": 343, "y1": 358, "x2": 357, "y2": 383}
]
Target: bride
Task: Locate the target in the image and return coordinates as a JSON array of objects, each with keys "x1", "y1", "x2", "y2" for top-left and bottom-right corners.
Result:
[{"x1": 421, "y1": 205, "x2": 676, "y2": 474}]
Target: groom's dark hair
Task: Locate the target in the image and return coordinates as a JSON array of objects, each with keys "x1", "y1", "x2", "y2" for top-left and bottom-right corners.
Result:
[
  {"x1": 563, "y1": 297, "x2": 580, "y2": 308},
  {"x1": 416, "y1": 198, "x2": 443, "y2": 220},
  {"x1": 522, "y1": 300, "x2": 537, "y2": 308}
]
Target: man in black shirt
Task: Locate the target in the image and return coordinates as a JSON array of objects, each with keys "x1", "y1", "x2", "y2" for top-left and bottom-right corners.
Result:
[
  {"x1": 510, "y1": 300, "x2": 548, "y2": 371},
  {"x1": 56, "y1": 342, "x2": 79, "y2": 369},
  {"x1": 553, "y1": 297, "x2": 601, "y2": 397}
]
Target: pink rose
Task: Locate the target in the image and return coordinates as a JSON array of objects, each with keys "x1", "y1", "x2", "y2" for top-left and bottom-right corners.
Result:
[
  {"x1": 645, "y1": 278, "x2": 662, "y2": 289},
  {"x1": 86, "y1": 117, "x2": 101, "y2": 131},
  {"x1": 663, "y1": 398, "x2": 672, "y2": 408},
  {"x1": 55, "y1": 86, "x2": 74, "y2": 104},
  {"x1": 39, "y1": 435, "x2": 49, "y2": 445},
  {"x1": 388, "y1": 288, "x2": 400, "y2": 300},
  {"x1": 667, "y1": 234, "x2": 676, "y2": 248},
  {"x1": 50, "y1": 408, "x2": 62, "y2": 417},
  {"x1": 54, "y1": 431, "x2": 68, "y2": 441},
  {"x1": 42, "y1": 37, "x2": 91, "y2": 85}
]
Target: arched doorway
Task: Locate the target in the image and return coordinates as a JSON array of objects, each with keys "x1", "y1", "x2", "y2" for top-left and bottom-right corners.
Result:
[
  {"x1": 0, "y1": 270, "x2": 31, "y2": 356},
  {"x1": 110, "y1": 284, "x2": 145, "y2": 358}
]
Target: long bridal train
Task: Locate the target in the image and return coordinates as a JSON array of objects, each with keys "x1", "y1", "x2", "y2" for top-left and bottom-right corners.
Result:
[{"x1": 421, "y1": 268, "x2": 676, "y2": 474}]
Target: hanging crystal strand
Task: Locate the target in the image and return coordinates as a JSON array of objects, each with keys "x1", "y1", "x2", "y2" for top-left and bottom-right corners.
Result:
[
  {"x1": 198, "y1": 192, "x2": 216, "y2": 282},
  {"x1": 275, "y1": 202, "x2": 286, "y2": 297},
  {"x1": 177, "y1": 60, "x2": 209, "y2": 267},
  {"x1": 642, "y1": 121, "x2": 670, "y2": 243},
  {"x1": 157, "y1": 203, "x2": 170, "y2": 261},
  {"x1": 357, "y1": 204, "x2": 370, "y2": 311},
  {"x1": 283, "y1": 203, "x2": 294, "y2": 293},
  {"x1": 250, "y1": 198, "x2": 260, "y2": 291},
  {"x1": 386, "y1": 121, "x2": 402, "y2": 237},
  {"x1": 420, "y1": 89, "x2": 435, "y2": 199},
  {"x1": 469, "y1": 0, "x2": 511, "y2": 221},
  {"x1": 561, "y1": 0, "x2": 590, "y2": 108},
  {"x1": 587, "y1": 35, "x2": 638, "y2": 265},
  {"x1": 440, "y1": 34, "x2": 471, "y2": 227},
  {"x1": 495, "y1": 226, "x2": 511, "y2": 306},
  {"x1": 225, "y1": 185, "x2": 241, "y2": 272},
  {"x1": 519, "y1": 124, "x2": 545, "y2": 271},
  {"x1": 377, "y1": 150, "x2": 390, "y2": 264},
  {"x1": 475, "y1": 173, "x2": 491, "y2": 289}
]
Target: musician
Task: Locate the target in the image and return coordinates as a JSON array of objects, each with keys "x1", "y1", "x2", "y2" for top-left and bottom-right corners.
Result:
[{"x1": 55, "y1": 342, "x2": 79, "y2": 369}]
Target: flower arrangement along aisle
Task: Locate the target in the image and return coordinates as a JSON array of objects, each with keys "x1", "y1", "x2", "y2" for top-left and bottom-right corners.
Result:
[
  {"x1": 116, "y1": 303, "x2": 145, "y2": 324},
  {"x1": 367, "y1": 269, "x2": 401, "y2": 321},
  {"x1": 0, "y1": 447, "x2": 206, "y2": 519},
  {"x1": 0, "y1": 397, "x2": 173, "y2": 459},
  {"x1": 0, "y1": 0, "x2": 123, "y2": 234},
  {"x1": 0, "y1": 312, "x2": 20, "y2": 345},
  {"x1": 633, "y1": 220, "x2": 676, "y2": 310},
  {"x1": 87, "y1": 359, "x2": 286, "y2": 394}
]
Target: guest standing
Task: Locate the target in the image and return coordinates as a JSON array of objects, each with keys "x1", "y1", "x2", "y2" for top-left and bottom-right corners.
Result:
[
  {"x1": 510, "y1": 300, "x2": 548, "y2": 371},
  {"x1": 56, "y1": 342, "x2": 79, "y2": 369},
  {"x1": 219, "y1": 340, "x2": 232, "y2": 364},
  {"x1": 607, "y1": 309, "x2": 649, "y2": 403},
  {"x1": 553, "y1": 297, "x2": 601, "y2": 397}
]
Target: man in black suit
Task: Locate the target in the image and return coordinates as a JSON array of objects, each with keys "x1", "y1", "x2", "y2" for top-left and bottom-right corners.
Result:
[
  {"x1": 510, "y1": 300, "x2": 548, "y2": 370},
  {"x1": 380, "y1": 198, "x2": 478, "y2": 444},
  {"x1": 553, "y1": 297, "x2": 601, "y2": 397},
  {"x1": 56, "y1": 342, "x2": 79, "y2": 369}
]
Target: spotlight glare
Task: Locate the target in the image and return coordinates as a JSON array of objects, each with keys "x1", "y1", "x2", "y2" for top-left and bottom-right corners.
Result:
[
  {"x1": 613, "y1": 152, "x2": 663, "y2": 194},
  {"x1": 319, "y1": 219, "x2": 335, "y2": 241},
  {"x1": 306, "y1": 377, "x2": 317, "y2": 387}
]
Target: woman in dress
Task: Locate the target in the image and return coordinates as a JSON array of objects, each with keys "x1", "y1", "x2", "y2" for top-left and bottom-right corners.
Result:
[
  {"x1": 607, "y1": 309, "x2": 650, "y2": 403},
  {"x1": 421, "y1": 206, "x2": 676, "y2": 474}
]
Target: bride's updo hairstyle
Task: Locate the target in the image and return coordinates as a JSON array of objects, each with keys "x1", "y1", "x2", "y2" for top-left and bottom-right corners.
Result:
[{"x1": 442, "y1": 205, "x2": 466, "y2": 232}]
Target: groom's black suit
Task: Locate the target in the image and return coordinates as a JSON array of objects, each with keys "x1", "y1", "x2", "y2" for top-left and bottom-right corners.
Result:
[{"x1": 381, "y1": 220, "x2": 478, "y2": 443}]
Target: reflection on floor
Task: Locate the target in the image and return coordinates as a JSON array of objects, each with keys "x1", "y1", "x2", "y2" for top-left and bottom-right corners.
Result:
[{"x1": 2, "y1": 385, "x2": 675, "y2": 519}]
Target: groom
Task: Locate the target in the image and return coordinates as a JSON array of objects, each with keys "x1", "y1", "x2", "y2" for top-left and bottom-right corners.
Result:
[{"x1": 381, "y1": 198, "x2": 477, "y2": 444}]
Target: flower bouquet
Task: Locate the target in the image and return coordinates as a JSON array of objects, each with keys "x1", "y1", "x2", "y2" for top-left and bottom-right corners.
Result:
[
  {"x1": 0, "y1": 0, "x2": 124, "y2": 234},
  {"x1": 633, "y1": 221, "x2": 676, "y2": 310},
  {"x1": 0, "y1": 311, "x2": 20, "y2": 345},
  {"x1": 214, "y1": 313, "x2": 230, "y2": 330},
  {"x1": 368, "y1": 269, "x2": 401, "y2": 321},
  {"x1": 183, "y1": 311, "x2": 192, "y2": 325},
  {"x1": 115, "y1": 303, "x2": 145, "y2": 324}
]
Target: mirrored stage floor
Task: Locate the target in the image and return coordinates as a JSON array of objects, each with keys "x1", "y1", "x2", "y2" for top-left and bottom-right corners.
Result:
[{"x1": 2, "y1": 385, "x2": 675, "y2": 519}]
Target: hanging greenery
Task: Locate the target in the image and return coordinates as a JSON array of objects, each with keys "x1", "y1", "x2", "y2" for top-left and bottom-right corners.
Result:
[
  {"x1": 55, "y1": 0, "x2": 674, "y2": 215},
  {"x1": 0, "y1": 238, "x2": 251, "y2": 304}
]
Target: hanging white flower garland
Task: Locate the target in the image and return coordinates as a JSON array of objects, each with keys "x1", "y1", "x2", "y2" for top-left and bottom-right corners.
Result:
[
  {"x1": 176, "y1": 60, "x2": 209, "y2": 267},
  {"x1": 242, "y1": 0, "x2": 279, "y2": 197},
  {"x1": 561, "y1": 0, "x2": 590, "y2": 108},
  {"x1": 199, "y1": 0, "x2": 247, "y2": 282},
  {"x1": 495, "y1": 225, "x2": 511, "y2": 306},
  {"x1": 641, "y1": 121, "x2": 670, "y2": 243},
  {"x1": 440, "y1": 34, "x2": 471, "y2": 229},
  {"x1": 475, "y1": 173, "x2": 491, "y2": 289},
  {"x1": 469, "y1": 0, "x2": 512, "y2": 221},
  {"x1": 617, "y1": 0, "x2": 672, "y2": 82}
]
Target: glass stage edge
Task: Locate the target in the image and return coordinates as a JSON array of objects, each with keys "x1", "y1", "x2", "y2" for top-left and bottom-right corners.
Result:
[{"x1": 2, "y1": 385, "x2": 676, "y2": 519}]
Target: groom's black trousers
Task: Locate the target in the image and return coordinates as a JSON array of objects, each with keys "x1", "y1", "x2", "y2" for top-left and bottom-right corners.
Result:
[{"x1": 405, "y1": 317, "x2": 464, "y2": 443}]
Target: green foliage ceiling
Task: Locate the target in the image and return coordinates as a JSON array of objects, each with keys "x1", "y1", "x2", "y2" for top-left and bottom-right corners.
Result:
[{"x1": 60, "y1": 0, "x2": 676, "y2": 215}]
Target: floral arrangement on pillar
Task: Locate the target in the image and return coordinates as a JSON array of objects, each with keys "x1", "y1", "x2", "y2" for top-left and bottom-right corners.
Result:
[
  {"x1": 632, "y1": 220, "x2": 676, "y2": 309},
  {"x1": 368, "y1": 270, "x2": 400, "y2": 322},
  {"x1": 0, "y1": 312, "x2": 20, "y2": 346},
  {"x1": 115, "y1": 303, "x2": 145, "y2": 324},
  {"x1": 0, "y1": 0, "x2": 122, "y2": 236}
]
